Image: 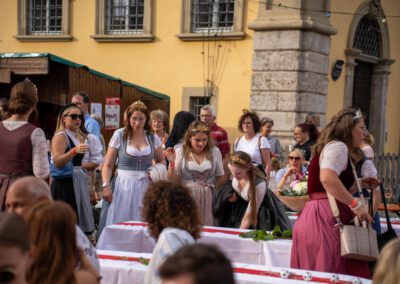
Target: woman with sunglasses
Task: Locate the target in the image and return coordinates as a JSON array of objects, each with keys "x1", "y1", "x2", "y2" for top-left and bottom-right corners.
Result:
[
  {"x1": 214, "y1": 151, "x2": 290, "y2": 230},
  {"x1": 0, "y1": 213, "x2": 33, "y2": 284},
  {"x1": 51, "y1": 104, "x2": 103, "y2": 234},
  {"x1": 101, "y1": 101, "x2": 165, "y2": 230},
  {"x1": 0, "y1": 79, "x2": 49, "y2": 210},
  {"x1": 275, "y1": 149, "x2": 307, "y2": 192},
  {"x1": 165, "y1": 121, "x2": 224, "y2": 225}
]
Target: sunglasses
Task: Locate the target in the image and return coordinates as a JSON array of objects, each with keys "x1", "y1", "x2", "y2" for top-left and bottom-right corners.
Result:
[
  {"x1": 288, "y1": 156, "x2": 301, "y2": 161},
  {"x1": 0, "y1": 270, "x2": 15, "y2": 283},
  {"x1": 65, "y1": 114, "x2": 83, "y2": 120}
]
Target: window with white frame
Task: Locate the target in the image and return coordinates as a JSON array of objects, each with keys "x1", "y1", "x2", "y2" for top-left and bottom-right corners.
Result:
[
  {"x1": 191, "y1": 0, "x2": 234, "y2": 33},
  {"x1": 105, "y1": 0, "x2": 144, "y2": 34},
  {"x1": 17, "y1": 0, "x2": 71, "y2": 41},
  {"x1": 178, "y1": 0, "x2": 245, "y2": 41},
  {"x1": 93, "y1": 0, "x2": 153, "y2": 42}
]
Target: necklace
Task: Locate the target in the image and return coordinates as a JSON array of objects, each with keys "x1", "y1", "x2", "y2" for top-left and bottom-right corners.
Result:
[{"x1": 191, "y1": 152, "x2": 205, "y2": 165}]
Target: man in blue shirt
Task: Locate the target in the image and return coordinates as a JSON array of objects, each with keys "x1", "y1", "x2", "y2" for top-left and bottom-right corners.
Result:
[{"x1": 71, "y1": 91, "x2": 101, "y2": 138}]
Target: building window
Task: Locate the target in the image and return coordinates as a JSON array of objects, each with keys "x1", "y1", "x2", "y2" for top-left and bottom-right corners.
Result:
[
  {"x1": 190, "y1": 96, "x2": 210, "y2": 120},
  {"x1": 191, "y1": 0, "x2": 234, "y2": 33},
  {"x1": 92, "y1": 0, "x2": 153, "y2": 42},
  {"x1": 105, "y1": 0, "x2": 144, "y2": 35},
  {"x1": 17, "y1": 0, "x2": 71, "y2": 41},
  {"x1": 178, "y1": 0, "x2": 245, "y2": 41},
  {"x1": 29, "y1": 0, "x2": 62, "y2": 35}
]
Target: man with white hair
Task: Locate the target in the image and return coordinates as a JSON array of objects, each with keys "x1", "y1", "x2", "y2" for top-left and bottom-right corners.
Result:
[
  {"x1": 5, "y1": 176, "x2": 100, "y2": 271},
  {"x1": 200, "y1": 105, "x2": 230, "y2": 159}
]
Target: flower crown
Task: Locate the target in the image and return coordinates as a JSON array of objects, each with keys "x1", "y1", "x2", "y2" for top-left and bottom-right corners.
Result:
[
  {"x1": 191, "y1": 124, "x2": 209, "y2": 133},
  {"x1": 230, "y1": 155, "x2": 250, "y2": 166}
]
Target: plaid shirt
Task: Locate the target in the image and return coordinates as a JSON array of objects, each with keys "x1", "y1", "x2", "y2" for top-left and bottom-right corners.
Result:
[{"x1": 210, "y1": 123, "x2": 230, "y2": 157}]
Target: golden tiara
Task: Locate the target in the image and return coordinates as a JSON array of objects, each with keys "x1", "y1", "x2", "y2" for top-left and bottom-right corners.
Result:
[
  {"x1": 130, "y1": 100, "x2": 147, "y2": 109},
  {"x1": 230, "y1": 155, "x2": 249, "y2": 166},
  {"x1": 191, "y1": 124, "x2": 209, "y2": 132},
  {"x1": 24, "y1": 77, "x2": 38, "y2": 95}
]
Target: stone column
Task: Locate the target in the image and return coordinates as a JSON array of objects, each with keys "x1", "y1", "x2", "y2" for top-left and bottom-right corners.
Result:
[{"x1": 248, "y1": 0, "x2": 337, "y2": 151}]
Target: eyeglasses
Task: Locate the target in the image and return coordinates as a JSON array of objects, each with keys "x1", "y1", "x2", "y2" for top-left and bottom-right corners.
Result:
[
  {"x1": 0, "y1": 270, "x2": 16, "y2": 283},
  {"x1": 65, "y1": 114, "x2": 83, "y2": 120},
  {"x1": 288, "y1": 156, "x2": 301, "y2": 161}
]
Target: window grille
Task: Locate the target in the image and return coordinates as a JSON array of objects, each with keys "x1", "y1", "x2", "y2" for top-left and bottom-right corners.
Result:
[
  {"x1": 190, "y1": 96, "x2": 211, "y2": 120},
  {"x1": 29, "y1": 0, "x2": 62, "y2": 35},
  {"x1": 353, "y1": 16, "x2": 381, "y2": 58},
  {"x1": 191, "y1": 0, "x2": 235, "y2": 33},
  {"x1": 105, "y1": 0, "x2": 144, "y2": 34}
]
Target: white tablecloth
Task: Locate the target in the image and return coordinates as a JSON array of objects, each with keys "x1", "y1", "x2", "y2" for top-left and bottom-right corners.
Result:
[
  {"x1": 97, "y1": 221, "x2": 292, "y2": 267},
  {"x1": 98, "y1": 250, "x2": 372, "y2": 284},
  {"x1": 289, "y1": 215, "x2": 400, "y2": 236}
]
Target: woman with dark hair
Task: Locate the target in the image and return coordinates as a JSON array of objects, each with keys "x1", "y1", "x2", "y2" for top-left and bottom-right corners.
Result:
[
  {"x1": 101, "y1": 101, "x2": 165, "y2": 227},
  {"x1": 293, "y1": 122, "x2": 319, "y2": 162},
  {"x1": 25, "y1": 201, "x2": 100, "y2": 284},
  {"x1": 51, "y1": 103, "x2": 102, "y2": 233},
  {"x1": 165, "y1": 121, "x2": 224, "y2": 225},
  {"x1": 149, "y1": 109, "x2": 169, "y2": 149},
  {"x1": 142, "y1": 181, "x2": 201, "y2": 284},
  {"x1": 0, "y1": 78, "x2": 49, "y2": 210},
  {"x1": 214, "y1": 151, "x2": 290, "y2": 230},
  {"x1": 0, "y1": 213, "x2": 33, "y2": 284},
  {"x1": 165, "y1": 111, "x2": 195, "y2": 149},
  {"x1": 234, "y1": 110, "x2": 271, "y2": 179},
  {"x1": 291, "y1": 108, "x2": 380, "y2": 278}
]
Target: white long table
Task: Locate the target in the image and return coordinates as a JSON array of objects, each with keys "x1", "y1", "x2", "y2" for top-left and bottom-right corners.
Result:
[
  {"x1": 97, "y1": 222, "x2": 292, "y2": 267},
  {"x1": 98, "y1": 250, "x2": 372, "y2": 284}
]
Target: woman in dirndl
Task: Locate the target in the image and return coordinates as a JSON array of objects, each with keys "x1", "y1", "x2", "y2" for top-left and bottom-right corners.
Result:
[
  {"x1": 101, "y1": 101, "x2": 165, "y2": 227},
  {"x1": 0, "y1": 79, "x2": 49, "y2": 210},
  {"x1": 51, "y1": 104, "x2": 103, "y2": 234},
  {"x1": 165, "y1": 121, "x2": 224, "y2": 226},
  {"x1": 291, "y1": 108, "x2": 380, "y2": 278}
]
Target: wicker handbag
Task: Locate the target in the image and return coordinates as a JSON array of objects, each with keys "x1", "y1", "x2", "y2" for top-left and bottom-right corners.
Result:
[{"x1": 327, "y1": 158, "x2": 379, "y2": 262}]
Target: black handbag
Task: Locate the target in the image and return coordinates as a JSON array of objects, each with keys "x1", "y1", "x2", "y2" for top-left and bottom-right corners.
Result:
[{"x1": 377, "y1": 183, "x2": 398, "y2": 250}]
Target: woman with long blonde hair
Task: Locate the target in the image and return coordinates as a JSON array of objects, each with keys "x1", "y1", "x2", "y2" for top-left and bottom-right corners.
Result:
[
  {"x1": 214, "y1": 151, "x2": 290, "y2": 230},
  {"x1": 165, "y1": 121, "x2": 224, "y2": 225},
  {"x1": 51, "y1": 104, "x2": 102, "y2": 234},
  {"x1": 25, "y1": 201, "x2": 100, "y2": 284}
]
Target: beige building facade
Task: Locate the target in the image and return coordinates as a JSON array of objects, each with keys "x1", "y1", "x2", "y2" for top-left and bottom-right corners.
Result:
[{"x1": 0, "y1": 0, "x2": 399, "y2": 153}]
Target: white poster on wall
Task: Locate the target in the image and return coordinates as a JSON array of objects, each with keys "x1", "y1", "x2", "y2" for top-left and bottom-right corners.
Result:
[
  {"x1": 91, "y1": 103, "x2": 102, "y2": 117},
  {"x1": 105, "y1": 97, "x2": 120, "y2": 130}
]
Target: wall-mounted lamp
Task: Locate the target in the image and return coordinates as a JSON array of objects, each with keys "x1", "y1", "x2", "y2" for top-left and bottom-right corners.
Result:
[{"x1": 331, "y1": 60, "x2": 344, "y2": 81}]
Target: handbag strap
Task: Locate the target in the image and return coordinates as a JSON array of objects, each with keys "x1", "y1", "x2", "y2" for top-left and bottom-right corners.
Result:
[
  {"x1": 380, "y1": 183, "x2": 393, "y2": 230},
  {"x1": 327, "y1": 155, "x2": 365, "y2": 223}
]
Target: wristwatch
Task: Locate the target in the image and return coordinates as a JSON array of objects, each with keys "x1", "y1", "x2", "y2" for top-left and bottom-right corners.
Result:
[{"x1": 102, "y1": 182, "x2": 110, "y2": 188}]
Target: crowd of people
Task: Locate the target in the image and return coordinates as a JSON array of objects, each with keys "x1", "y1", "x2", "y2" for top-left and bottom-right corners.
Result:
[{"x1": 0, "y1": 78, "x2": 395, "y2": 283}]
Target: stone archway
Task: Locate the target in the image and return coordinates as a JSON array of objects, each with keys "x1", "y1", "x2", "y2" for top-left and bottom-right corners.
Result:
[{"x1": 343, "y1": 0, "x2": 394, "y2": 153}]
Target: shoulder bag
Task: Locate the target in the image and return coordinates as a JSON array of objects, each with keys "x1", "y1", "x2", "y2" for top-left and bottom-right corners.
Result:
[
  {"x1": 50, "y1": 133, "x2": 74, "y2": 179},
  {"x1": 327, "y1": 157, "x2": 379, "y2": 262}
]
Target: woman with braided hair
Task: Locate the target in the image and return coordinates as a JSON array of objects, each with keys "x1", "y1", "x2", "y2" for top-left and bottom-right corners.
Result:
[
  {"x1": 214, "y1": 151, "x2": 290, "y2": 230},
  {"x1": 0, "y1": 78, "x2": 49, "y2": 210},
  {"x1": 291, "y1": 108, "x2": 380, "y2": 278}
]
